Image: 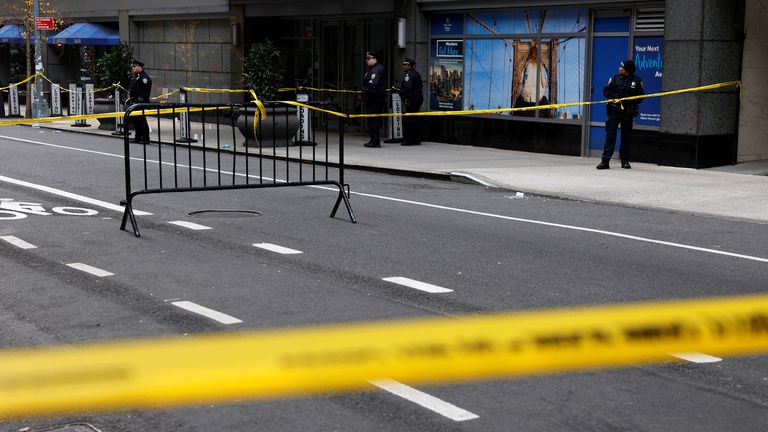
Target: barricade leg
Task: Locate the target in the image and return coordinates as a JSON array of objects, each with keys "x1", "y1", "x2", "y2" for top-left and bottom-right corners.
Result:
[
  {"x1": 330, "y1": 182, "x2": 357, "y2": 223},
  {"x1": 120, "y1": 198, "x2": 141, "y2": 237}
]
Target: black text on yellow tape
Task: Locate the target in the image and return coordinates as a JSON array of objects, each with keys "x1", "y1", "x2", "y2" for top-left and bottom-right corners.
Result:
[{"x1": 1, "y1": 294, "x2": 767, "y2": 419}]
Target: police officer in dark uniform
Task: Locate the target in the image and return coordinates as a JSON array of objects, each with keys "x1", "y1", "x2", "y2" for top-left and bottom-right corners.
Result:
[
  {"x1": 361, "y1": 51, "x2": 387, "y2": 148},
  {"x1": 597, "y1": 59, "x2": 644, "y2": 170},
  {"x1": 128, "y1": 59, "x2": 152, "y2": 144},
  {"x1": 399, "y1": 57, "x2": 424, "y2": 146}
]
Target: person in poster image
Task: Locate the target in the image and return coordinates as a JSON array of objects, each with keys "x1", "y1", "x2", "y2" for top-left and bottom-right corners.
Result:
[
  {"x1": 399, "y1": 58, "x2": 424, "y2": 146},
  {"x1": 597, "y1": 59, "x2": 644, "y2": 170},
  {"x1": 361, "y1": 51, "x2": 387, "y2": 148}
]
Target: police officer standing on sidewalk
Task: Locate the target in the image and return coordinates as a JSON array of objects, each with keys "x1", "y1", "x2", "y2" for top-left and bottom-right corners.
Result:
[
  {"x1": 597, "y1": 59, "x2": 644, "y2": 170},
  {"x1": 361, "y1": 51, "x2": 387, "y2": 148},
  {"x1": 128, "y1": 59, "x2": 152, "y2": 144},
  {"x1": 399, "y1": 57, "x2": 423, "y2": 146}
]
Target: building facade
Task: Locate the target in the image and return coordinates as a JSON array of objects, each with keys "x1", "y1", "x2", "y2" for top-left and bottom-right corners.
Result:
[{"x1": 1, "y1": 0, "x2": 765, "y2": 166}]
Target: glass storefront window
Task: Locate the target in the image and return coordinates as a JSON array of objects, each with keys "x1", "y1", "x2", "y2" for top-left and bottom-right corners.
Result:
[
  {"x1": 464, "y1": 38, "x2": 513, "y2": 111},
  {"x1": 540, "y1": 37, "x2": 585, "y2": 119},
  {"x1": 540, "y1": 8, "x2": 587, "y2": 34},
  {"x1": 432, "y1": 8, "x2": 587, "y2": 120},
  {"x1": 465, "y1": 11, "x2": 541, "y2": 35}
]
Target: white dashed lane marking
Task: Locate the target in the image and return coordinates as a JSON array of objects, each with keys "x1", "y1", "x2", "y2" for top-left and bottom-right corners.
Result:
[
  {"x1": 369, "y1": 379, "x2": 479, "y2": 422},
  {"x1": 168, "y1": 221, "x2": 213, "y2": 231},
  {"x1": 382, "y1": 277, "x2": 453, "y2": 293},
  {"x1": 171, "y1": 301, "x2": 243, "y2": 324},
  {"x1": 252, "y1": 243, "x2": 303, "y2": 255},
  {"x1": 66, "y1": 263, "x2": 114, "y2": 277},
  {"x1": 671, "y1": 352, "x2": 723, "y2": 363},
  {"x1": 0, "y1": 235, "x2": 37, "y2": 249}
]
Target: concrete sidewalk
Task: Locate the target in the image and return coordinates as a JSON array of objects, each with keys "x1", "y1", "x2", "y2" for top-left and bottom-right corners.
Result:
[{"x1": 20, "y1": 114, "x2": 768, "y2": 225}]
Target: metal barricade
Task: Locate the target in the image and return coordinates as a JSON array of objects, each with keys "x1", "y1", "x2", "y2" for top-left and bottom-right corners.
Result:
[{"x1": 120, "y1": 102, "x2": 356, "y2": 237}]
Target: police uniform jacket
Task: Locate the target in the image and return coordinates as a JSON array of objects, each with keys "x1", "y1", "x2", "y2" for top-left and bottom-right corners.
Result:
[
  {"x1": 129, "y1": 70, "x2": 153, "y2": 104},
  {"x1": 362, "y1": 63, "x2": 387, "y2": 102},
  {"x1": 603, "y1": 74, "x2": 644, "y2": 116},
  {"x1": 399, "y1": 69, "x2": 423, "y2": 110}
]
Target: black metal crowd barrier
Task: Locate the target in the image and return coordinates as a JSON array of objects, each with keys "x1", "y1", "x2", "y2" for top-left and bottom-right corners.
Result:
[{"x1": 120, "y1": 102, "x2": 356, "y2": 237}]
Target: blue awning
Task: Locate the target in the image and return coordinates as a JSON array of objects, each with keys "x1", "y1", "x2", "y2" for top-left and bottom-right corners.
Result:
[
  {"x1": 0, "y1": 24, "x2": 34, "y2": 44},
  {"x1": 48, "y1": 22, "x2": 119, "y2": 45}
]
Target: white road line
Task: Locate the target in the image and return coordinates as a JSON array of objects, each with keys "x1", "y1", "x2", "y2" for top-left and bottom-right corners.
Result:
[
  {"x1": 66, "y1": 263, "x2": 114, "y2": 277},
  {"x1": 252, "y1": 243, "x2": 303, "y2": 255},
  {"x1": 171, "y1": 301, "x2": 243, "y2": 324},
  {"x1": 168, "y1": 220, "x2": 213, "y2": 231},
  {"x1": 0, "y1": 235, "x2": 37, "y2": 249},
  {"x1": 5, "y1": 134, "x2": 767, "y2": 265},
  {"x1": 369, "y1": 379, "x2": 479, "y2": 422},
  {"x1": 382, "y1": 277, "x2": 453, "y2": 293},
  {"x1": 0, "y1": 174, "x2": 151, "y2": 216},
  {"x1": 671, "y1": 352, "x2": 723, "y2": 363}
]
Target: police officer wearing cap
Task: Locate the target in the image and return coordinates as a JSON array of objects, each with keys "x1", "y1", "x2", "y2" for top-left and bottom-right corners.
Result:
[
  {"x1": 597, "y1": 59, "x2": 644, "y2": 170},
  {"x1": 399, "y1": 58, "x2": 423, "y2": 146},
  {"x1": 128, "y1": 59, "x2": 152, "y2": 144},
  {"x1": 361, "y1": 51, "x2": 387, "y2": 148}
]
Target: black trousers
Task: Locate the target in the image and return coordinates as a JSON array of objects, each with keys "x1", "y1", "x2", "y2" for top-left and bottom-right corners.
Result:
[
  {"x1": 403, "y1": 101, "x2": 422, "y2": 145},
  {"x1": 602, "y1": 108, "x2": 634, "y2": 162},
  {"x1": 132, "y1": 115, "x2": 150, "y2": 141},
  {"x1": 365, "y1": 98, "x2": 385, "y2": 144}
]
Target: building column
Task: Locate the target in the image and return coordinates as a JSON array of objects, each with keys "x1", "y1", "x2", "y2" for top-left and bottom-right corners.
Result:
[
  {"x1": 394, "y1": 0, "x2": 429, "y2": 110},
  {"x1": 659, "y1": 0, "x2": 745, "y2": 168},
  {"x1": 737, "y1": 0, "x2": 768, "y2": 162}
]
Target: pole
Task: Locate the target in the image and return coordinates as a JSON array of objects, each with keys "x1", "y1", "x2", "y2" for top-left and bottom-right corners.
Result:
[{"x1": 32, "y1": 0, "x2": 50, "y2": 118}]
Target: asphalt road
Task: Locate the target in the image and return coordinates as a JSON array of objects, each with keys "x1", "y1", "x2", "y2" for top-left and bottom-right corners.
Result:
[{"x1": 1, "y1": 126, "x2": 767, "y2": 431}]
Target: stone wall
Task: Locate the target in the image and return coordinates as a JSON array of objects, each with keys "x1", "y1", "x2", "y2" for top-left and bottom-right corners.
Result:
[
  {"x1": 737, "y1": 0, "x2": 768, "y2": 162},
  {"x1": 659, "y1": 0, "x2": 745, "y2": 167},
  {"x1": 131, "y1": 19, "x2": 240, "y2": 104}
]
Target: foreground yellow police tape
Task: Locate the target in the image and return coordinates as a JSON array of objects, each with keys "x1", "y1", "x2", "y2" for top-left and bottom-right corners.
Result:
[
  {"x1": 0, "y1": 80, "x2": 740, "y2": 127},
  {"x1": 1, "y1": 293, "x2": 767, "y2": 419}
]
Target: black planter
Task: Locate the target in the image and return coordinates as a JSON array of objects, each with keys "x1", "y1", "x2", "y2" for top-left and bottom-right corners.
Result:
[
  {"x1": 236, "y1": 105, "x2": 300, "y2": 147},
  {"x1": 95, "y1": 98, "x2": 122, "y2": 130}
]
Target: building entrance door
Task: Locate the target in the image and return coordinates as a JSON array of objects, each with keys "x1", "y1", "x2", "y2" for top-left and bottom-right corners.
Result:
[{"x1": 319, "y1": 18, "x2": 390, "y2": 114}]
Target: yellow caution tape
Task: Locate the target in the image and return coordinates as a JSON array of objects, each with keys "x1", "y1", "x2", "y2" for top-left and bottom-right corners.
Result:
[
  {"x1": 0, "y1": 81, "x2": 741, "y2": 126},
  {"x1": 0, "y1": 106, "x2": 238, "y2": 127},
  {"x1": 0, "y1": 294, "x2": 767, "y2": 420},
  {"x1": 0, "y1": 72, "x2": 43, "y2": 92}
]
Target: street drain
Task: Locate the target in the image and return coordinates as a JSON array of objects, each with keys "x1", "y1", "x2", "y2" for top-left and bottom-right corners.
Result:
[{"x1": 188, "y1": 209, "x2": 263, "y2": 219}]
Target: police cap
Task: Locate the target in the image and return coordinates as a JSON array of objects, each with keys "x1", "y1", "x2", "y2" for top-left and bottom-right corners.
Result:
[
  {"x1": 365, "y1": 51, "x2": 377, "y2": 59},
  {"x1": 402, "y1": 58, "x2": 416, "y2": 66},
  {"x1": 131, "y1": 59, "x2": 145, "y2": 67},
  {"x1": 620, "y1": 59, "x2": 636, "y2": 74}
]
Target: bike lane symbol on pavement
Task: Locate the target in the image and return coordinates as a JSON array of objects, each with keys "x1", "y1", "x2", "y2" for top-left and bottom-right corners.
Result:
[{"x1": 0, "y1": 198, "x2": 98, "y2": 220}]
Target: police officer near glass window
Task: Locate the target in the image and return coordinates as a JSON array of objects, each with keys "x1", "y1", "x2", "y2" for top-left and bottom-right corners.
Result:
[
  {"x1": 128, "y1": 59, "x2": 152, "y2": 144},
  {"x1": 361, "y1": 51, "x2": 387, "y2": 148},
  {"x1": 597, "y1": 59, "x2": 644, "y2": 170},
  {"x1": 399, "y1": 57, "x2": 424, "y2": 146}
]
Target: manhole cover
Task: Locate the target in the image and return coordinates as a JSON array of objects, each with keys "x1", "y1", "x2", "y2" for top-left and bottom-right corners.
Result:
[
  {"x1": 188, "y1": 209, "x2": 263, "y2": 219},
  {"x1": 21, "y1": 423, "x2": 102, "y2": 432}
]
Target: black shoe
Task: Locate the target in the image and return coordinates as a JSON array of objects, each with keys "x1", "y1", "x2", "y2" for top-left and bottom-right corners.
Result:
[
  {"x1": 621, "y1": 161, "x2": 632, "y2": 169},
  {"x1": 364, "y1": 142, "x2": 381, "y2": 148},
  {"x1": 596, "y1": 161, "x2": 610, "y2": 170},
  {"x1": 130, "y1": 138, "x2": 142, "y2": 143},
  {"x1": 401, "y1": 142, "x2": 415, "y2": 146}
]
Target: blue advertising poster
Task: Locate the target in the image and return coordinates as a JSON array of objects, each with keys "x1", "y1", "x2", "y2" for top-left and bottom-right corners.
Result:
[
  {"x1": 429, "y1": 39, "x2": 464, "y2": 110},
  {"x1": 633, "y1": 36, "x2": 663, "y2": 126},
  {"x1": 431, "y1": 14, "x2": 464, "y2": 36}
]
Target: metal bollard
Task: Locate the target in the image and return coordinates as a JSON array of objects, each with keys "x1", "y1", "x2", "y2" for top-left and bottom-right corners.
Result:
[
  {"x1": 51, "y1": 83, "x2": 61, "y2": 116},
  {"x1": 72, "y1": 84, "x2": 90, "y2": 127},
  {"x1": 9, "y1": 84, "x2": 21, "y2": 117},
  {"x1": 112, "y1": 88, "x2": 124, "y2": 136},
  {"x1": 176, "y1": 89, "x2": 197, "y2": 143},
  {"x1": 384, "y1": 92, "x2": 403, "y2": 143},
  {"x1": 294, "y1": 88, "x2": 316, "y2": 146}
]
